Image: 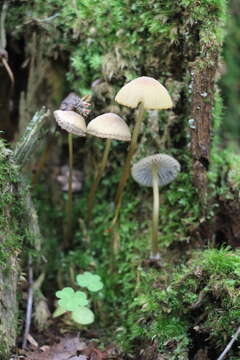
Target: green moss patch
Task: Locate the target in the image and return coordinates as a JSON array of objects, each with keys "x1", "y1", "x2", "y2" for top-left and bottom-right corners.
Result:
[{"x1": 117, "y1": 248, "x2": 240, "y2": 358}]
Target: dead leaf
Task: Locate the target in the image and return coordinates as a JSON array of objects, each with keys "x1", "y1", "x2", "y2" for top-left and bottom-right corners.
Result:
[{"x1": 22, "y1": 335, "x2": 87, "y2": 360}]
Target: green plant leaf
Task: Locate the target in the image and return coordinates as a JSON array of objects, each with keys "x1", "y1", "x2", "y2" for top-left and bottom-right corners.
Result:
[
  {"x1": 56, "y1": 287, "x2": 74, "y2": 299},
  {"x1": 52, "y1": 306, "x2": 68, "y2": 318},
  {"x1": 76, "y1": 272, "x2": 103, "y2": 292},
  {"x1": 56, "y1": 287, "x2": 88, "y2": 311},
  {"x1": 71, "y1": 306, "x2": 94, "y2": 325}
]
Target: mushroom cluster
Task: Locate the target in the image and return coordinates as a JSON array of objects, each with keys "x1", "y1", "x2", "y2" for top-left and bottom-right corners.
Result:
[
  {"x1": 53, "y1": 97, "x2": 132, "y2": 242},
  {"x1": 53, "y1": 76, "x2": 178, "y2": 258}
]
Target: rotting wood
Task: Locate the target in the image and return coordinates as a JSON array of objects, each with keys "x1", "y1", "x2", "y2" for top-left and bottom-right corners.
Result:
[
  {"x1": 0, "y1": 108, "x2": 51, "y2": 358},
  {"x1": 190, "y1": 47, "x2": 219, "y2": 203},
  {"x1": 17, "y1": 33, "x2": 49, "y2": 140},
  {"x1": 13, "y1": 107, "x2": 50, "y2": 168}
]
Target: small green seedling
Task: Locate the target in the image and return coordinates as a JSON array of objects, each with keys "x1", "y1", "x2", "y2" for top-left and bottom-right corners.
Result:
[
  {"x1": 53, "y1": 272, "x2": 103, "y2": 325},
  {"x1": 76, "y1": 271, "x2": 103, "y2": 292}
]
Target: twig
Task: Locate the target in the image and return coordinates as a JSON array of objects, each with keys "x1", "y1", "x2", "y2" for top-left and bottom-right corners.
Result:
[
  {"x1": 22, "y1": 256, "x2": 33, "y2": 349},
  {"x1": 0, "y1": 1, "x2": 7, "y2": 49},
  {"x1": 216, "y1": 325, "x2": 240, "y2": 360},
  {"x1": 1, "y1": 56, "x2": 14, "y2": 86},
  {"x1": 0, "y1": 1, "x2": 15, "y2": 88}
]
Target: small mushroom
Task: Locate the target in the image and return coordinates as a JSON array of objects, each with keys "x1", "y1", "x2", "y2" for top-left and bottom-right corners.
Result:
[
  {"x1": 115, "y1": 76, "x2": 173, "y2": 109},
  {"x1": 86, "y1": 112, "x2": 131, "y2": 223},
  {"x1": 53, "y1": 110, "x2": 86, "y2": 244},
  {"x1": 113, "y1": 76, "x2": 173, "y2": 230},
  {"x1": 54, "y1": 110, "x2": 87, "y2": 136},
  {"x1": 131, "y1": 154, "x2": 180, "y2": 260}
]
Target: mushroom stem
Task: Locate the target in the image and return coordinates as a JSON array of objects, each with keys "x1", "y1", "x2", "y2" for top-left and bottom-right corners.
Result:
[
  {"x1": 87, "y1": 138, "x2": 112, "y2": 224},
  {"x1": 151, "y1": 165, "x2": 160, "y2": 258},
  {"x1": 112, "y1": 219, "x2": 120, "y2": 255},
  {"x1": 112, "y1": 102, "x2": 145, "y2": 225},
  {"x1": 65, "y1": 133, "x2": 73, "y2": 243}
]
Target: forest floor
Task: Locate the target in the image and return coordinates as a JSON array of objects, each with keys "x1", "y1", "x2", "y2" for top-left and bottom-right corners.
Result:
[{"x1": 11, "y1": 324, "x2": 122, "y2": 360}]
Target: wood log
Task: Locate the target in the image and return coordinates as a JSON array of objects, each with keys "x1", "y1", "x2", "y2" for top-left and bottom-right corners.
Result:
[{"x1": 0, "y1": 108, "x2": 49, "y2": 358}]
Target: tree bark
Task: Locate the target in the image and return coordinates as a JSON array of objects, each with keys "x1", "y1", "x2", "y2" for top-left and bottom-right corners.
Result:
[{"x1": 190, "y1": 47, "x2": 219, "y2": 203}]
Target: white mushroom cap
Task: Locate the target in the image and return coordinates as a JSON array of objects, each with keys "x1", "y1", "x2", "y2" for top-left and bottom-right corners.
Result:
[
  {"x1": 131, "y1": 154, "x2": 180, "y2": 187},
  {"x1": 115, "y1": 76, "x2": 173, "y2": 110},
  {"x1": 54, "y1": 110, "x2": 86, "y2": 136},
  {"x1": 87, "y1": 113, "x2": 131, "y2": 141}
]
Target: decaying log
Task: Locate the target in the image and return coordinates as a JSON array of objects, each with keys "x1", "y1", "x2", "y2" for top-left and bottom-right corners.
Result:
[
  {"x1": 0, "y1": 108, "x2": 50, "y2": 358},
  {"x1": 0, "y1": 144, "x2": 21, "y2": 358}
]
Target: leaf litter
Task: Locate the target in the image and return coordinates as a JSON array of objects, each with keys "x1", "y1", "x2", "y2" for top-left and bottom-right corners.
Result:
[{"x1": 13, "y1": 334, "x2": 120, "y2": 360}]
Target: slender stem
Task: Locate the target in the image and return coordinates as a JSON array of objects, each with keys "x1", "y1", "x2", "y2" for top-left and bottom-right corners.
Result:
[
  {"x1": 151, "y1": 165, "x2": 160, "y2": 258},
  {"x1": 22, "y1": 256, "x2": 33, "y2": 349},
  {"x1": 2, "y1": 57, "x2": 14, "y2": 88},
  {"x1": 216, "y1": 325, "x2": 240, "y2": 360},
  {"x1": 0, "y1": 1, "x2": 8, "y2": 50},
  {"x1": 65, "y1": 133, "x2": 73, "y2": 244},
  {"x1": 112, "y1": 219, "x2": 120, "y2": 255},
  {"x1": 87, "y1": 138, "x2": 112, "y2": 224},
  {"x1": 112, "y1": 102, "x2": 145, "y2": 227}
]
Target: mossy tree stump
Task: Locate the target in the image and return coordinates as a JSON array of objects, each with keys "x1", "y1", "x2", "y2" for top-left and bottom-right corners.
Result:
[
  {"x1": 0, "y1": 142, "x2": 25, "y2": 358},
  {"x1": 0, "y1": 108, "x2": 48, "y2": 358}
]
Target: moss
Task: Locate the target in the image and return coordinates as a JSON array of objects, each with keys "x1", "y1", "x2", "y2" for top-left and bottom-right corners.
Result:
[
  {"x1": 7, "y1": 0, "x2": 227, "y2": 91},
  {"x1": 0, "y1": 140, "x2": 27, "y2": 357},
  {"x1": 220, "y1": 0, "x2": 240, "y2": 139},
  {"x1": 0, "y1": 141, "x2": 25, "y2": 267},
  {"x1": 209, "y1": 88, "x2": 240, "y2": 198},
  {"x1": 117, "y1": 248, "x2": 240, "y2": 358}
]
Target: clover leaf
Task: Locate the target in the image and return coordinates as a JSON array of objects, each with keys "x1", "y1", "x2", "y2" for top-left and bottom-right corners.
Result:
[
  {"x1": 56, "y1": 287, "x2": 74, "y2": 299},
  {"x1": 76, "y1": 272, "x2": 103, "y2": 292},
  {"x1": 52, "y1": 305, "x2": 67, "y2": 318},
  {"x1": 71, "y1": 306, "x2": 94, "y2": 325},
  {"x1": 56, "y1": 287, "x2": 88, "y2": 311}
]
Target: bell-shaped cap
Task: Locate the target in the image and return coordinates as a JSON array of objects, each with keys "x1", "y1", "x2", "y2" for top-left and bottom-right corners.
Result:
[
  {"x1": 131, "y1": 154, "x2": 180, "y2": 187},
  {"x1": 54, "y1": 110, "x2": 86, "y2": 136},
  {"x1": 115, "y1": 76, "x2": 173, "y2": 110},
  {"x1": 87, "y1": 113, "x2": 131, "y2": 141}
]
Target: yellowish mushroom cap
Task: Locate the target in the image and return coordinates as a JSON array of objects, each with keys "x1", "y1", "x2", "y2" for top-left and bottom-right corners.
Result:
[
  {"x1": 115, "y1": 76, "x2": 173, "y2": 110},
  {"x1": 54, "y1": 110, "x2": 86, "y2": 136},
  {"x1": 87, "y1": 113, "x2": 131, "y2": 141}
]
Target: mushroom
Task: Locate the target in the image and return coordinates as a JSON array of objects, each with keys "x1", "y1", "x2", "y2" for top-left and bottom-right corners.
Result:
[
  {"x1": 54, "y1": 110, "x2": 86, "y2": 243},
  {"x1": 131, "y1": 153, "x2": 180, "y2": 260},
  {"x1": 113, "y1": 76, "x2": 173, "y2": 227},
  {"x1": 86, "y1": 112, "x2": 131, "y2": 224}
]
